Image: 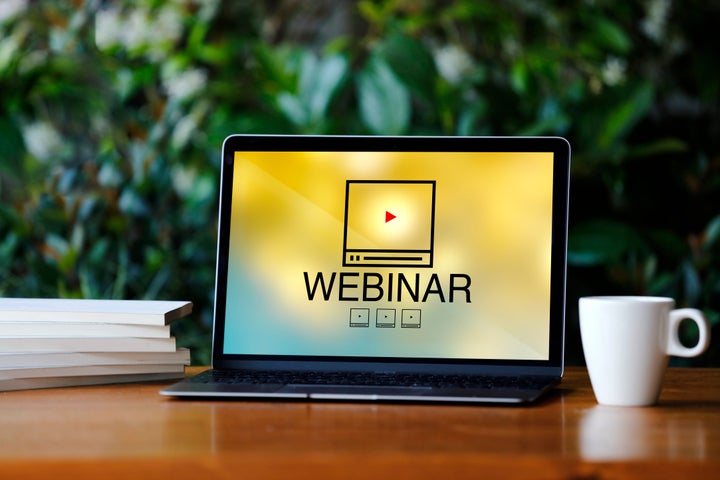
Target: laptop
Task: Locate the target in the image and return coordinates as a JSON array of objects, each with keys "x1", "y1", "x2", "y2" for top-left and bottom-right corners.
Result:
[{"x1": 161, "y1": 135, "x2": 571, "y2": 404}]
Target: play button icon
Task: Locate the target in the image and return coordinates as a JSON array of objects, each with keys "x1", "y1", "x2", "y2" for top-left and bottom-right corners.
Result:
[{"x1": 343, "y1": 180, "x2": 435, "y2": 267}]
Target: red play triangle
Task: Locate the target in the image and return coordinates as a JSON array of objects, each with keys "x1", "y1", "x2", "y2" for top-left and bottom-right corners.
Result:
[{"x1": 385, "y1": 211, "x2": 396, "y2": 223}]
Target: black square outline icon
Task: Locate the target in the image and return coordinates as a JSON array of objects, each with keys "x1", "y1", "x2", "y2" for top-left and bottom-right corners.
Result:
[
  {"x1": 376, "y1": 308, "x2": 397, "y2": 328},
  {"x1": 349, "y1": 308, "x2": 370, "y2": 327},
  {"x1": 342, "y1": 180, "x2": 436, "y2": 268},
  {"x1": 401, "y1": 309, "x2": 421, "y2": 328}
]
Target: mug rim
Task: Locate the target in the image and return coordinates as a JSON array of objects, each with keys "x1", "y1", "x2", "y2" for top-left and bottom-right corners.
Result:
[{"x1": 580, "y1": 295, "x2": 674, "y2": 303}]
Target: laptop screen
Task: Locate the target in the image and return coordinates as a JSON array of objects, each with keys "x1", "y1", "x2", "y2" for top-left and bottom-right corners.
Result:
[{"x1": 215, "y1": 137, "x2": 569, "y2": 367}]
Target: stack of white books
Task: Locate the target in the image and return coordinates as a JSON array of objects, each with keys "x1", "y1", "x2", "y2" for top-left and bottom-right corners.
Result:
[{"x1": 0, "y1": 298, "x2": 192, "y2": 392}]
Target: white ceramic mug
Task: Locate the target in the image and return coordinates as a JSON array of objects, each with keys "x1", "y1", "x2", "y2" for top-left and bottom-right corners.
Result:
[{"x1": 579, "y1": 296, "x2": 710, "y2": 406}]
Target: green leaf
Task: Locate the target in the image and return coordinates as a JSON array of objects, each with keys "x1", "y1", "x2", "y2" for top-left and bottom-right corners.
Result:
[
  {"x1": 647, "y1": 272, "x2": 677, "y2": 297},
  {"x1": 357, "y1": 0, "x2": 384, "y2": 23},
  {"x1": 275, "y1": 52, "x2": 348, "y2": 131},
  {"x1": 0, "y1": 232, "x2": 19, "y2": 261},
  {"x1": 627, "y1": 138, "x2": 687, "y2": 158},
  {"x1": 376, "y1": 32, "x2": 437, "y2": 102},
  {"x1": 277, "y1": 92, "x2": 307, "y2": 126},
  {"x1": 704, "y1": 215, "x2": 720, "y2": 249},
  {"x1": 510, "y1": 61, "x2": 529, "y2": 94},
  {"x1": 456, "y1": 100, "x2": 488, "y2": 136},
  {"x1": 568, "y1": 220, "x2": 647, "y2": 266},
  {"x1": 357, "y1": 56, "x2": 410, "y2": 135},
  {"x1": 518, "y1": 115, "x2": 570, "y2": 136},
  {"x1": 645, "y1": 229, "x2": 688, "y2": 260},
  {"x1": 0, "y1": 115, "x2": 25, "y2": 176},
  {"x1": 252, "y1": 44, "x2": 298, "y2": 92},
  {"x1": 299, "y1": 53, "x2": 348, "y2": 124},
  {"x1": 118, "y1": 189, "x2": 150, "y2": 217},
  {"x1": 682, "y1": 260, "x2": 702, "y2": 305},
  {"x1": 598, "y1": 82, "x2": 654, "y2": 148},
  {"x1": 592, "y1": 18, "x2": 631, "y2": 54}
]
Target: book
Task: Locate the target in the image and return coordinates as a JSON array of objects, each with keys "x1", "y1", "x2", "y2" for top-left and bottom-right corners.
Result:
[
  {"x1": 0, "y1": 298, "x2": 192, "y2": 326},
  {"x1": 0, "y1": 322, "x2": 170, "y2": 338},
  {"x1": 0, "y1": 362, "x2": 186, "y2": 381},
  {"x1": 0, "y1": 336, "x2": 177, "y2": 353},
  {"x1": 0, "y1": 298, "x2": 193, "y2": 391},
  {"x1": 0, "y1": 371, "x2": 186, "y2": 392},
  {"x1": 0, "y1": 348, "x2": 190, "y2": 368}
]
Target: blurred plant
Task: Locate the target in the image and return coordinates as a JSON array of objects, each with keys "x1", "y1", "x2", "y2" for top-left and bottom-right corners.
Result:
[
  {"x1": 0, "y1": 0, "x2": 232, "y2": 363},
  {"x1": 1, "y1": 0, "x2": 719, "y2": 365},
  {"x1": 353, "y1": 0, "x2": 720, "y2": 365}
]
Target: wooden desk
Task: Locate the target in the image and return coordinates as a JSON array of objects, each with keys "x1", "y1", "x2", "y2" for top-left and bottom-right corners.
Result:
[{"x1": 1, "y1": 367, "x2": 719, "y2": 479}]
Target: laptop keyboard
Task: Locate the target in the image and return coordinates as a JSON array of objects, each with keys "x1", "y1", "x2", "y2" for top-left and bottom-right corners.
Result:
[{"x1": 190, "y1": 369, "x2": 552, "y2": 391}]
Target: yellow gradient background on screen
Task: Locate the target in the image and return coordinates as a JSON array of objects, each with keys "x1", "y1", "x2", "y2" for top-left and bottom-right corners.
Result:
[{"x1": 225, "y1": 151, "x2": 554, "y2": 360}]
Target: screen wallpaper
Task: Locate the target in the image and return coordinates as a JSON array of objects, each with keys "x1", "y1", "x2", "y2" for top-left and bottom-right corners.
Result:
[{"x1": 224, "y1": 151, "x2": 554, "y2": 360}]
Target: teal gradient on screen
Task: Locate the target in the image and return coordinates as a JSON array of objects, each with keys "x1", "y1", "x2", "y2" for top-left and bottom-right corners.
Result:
[{"x1": 224, "y1": 151, "x2": 554, "y2": 360}]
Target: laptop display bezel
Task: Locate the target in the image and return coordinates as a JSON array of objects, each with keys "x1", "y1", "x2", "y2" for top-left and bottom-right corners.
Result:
[{"x1": 211, "y1": 135, "x2": 570, "y2": 376}]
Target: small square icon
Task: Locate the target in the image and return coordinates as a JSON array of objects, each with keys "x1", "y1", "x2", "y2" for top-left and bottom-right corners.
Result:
[
  {"x1": 376, "y1": 308, "x2": 397, "y2": 328},
  {"x1": 401, "y1": 309, "x2": 421, "y2": 328},
  {"x1": 349, "y1": 308, "x2": 370, "y2": 327},
  {"x1": 343, "y1": 180, "x2": 436, "y2": 268}
]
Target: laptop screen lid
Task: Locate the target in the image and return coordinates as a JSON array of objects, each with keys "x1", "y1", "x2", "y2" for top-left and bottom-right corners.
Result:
[{"x1": 212, "y1": 135, "x2": 570, "y2": 377}]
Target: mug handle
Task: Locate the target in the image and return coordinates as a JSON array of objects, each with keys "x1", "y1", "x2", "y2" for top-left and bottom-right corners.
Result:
[{"x1": 666, "y1": 308, "x2": 711, "y2": 357}]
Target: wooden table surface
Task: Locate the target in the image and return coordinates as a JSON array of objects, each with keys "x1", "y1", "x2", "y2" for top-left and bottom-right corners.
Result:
[{"x1": 1, "y1": 367, "x2": 719, "y2": 479}]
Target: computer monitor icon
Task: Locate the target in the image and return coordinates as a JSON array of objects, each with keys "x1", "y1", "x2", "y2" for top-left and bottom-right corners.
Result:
[{"x1": 342, "y1": 180, "x2": 436, "y2": 268}]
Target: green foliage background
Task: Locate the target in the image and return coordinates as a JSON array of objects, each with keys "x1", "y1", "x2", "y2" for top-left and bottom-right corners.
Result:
[{"x1": 1, "y1": 0, "x2": 719, "y2": 366}]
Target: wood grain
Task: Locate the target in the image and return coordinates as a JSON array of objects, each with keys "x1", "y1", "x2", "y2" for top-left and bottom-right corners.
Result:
[{"x1": 1, "y1": 367, "x2": 719, "y2": 479}]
